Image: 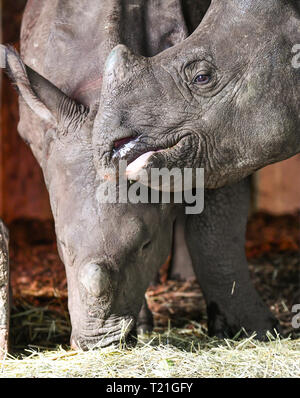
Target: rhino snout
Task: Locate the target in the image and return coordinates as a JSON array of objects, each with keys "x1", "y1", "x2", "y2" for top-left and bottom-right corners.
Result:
[{"x1": 79, "y1": 263, "x2": 111, "y2": 298}]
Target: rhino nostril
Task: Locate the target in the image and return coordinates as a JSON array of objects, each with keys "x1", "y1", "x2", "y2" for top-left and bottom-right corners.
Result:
[
  {"x1": 79, "y1": 263, "x2": 110, "y2": 297},
  {"x1": 142, "y1": 240, "x2": 151, "y2": 250}
]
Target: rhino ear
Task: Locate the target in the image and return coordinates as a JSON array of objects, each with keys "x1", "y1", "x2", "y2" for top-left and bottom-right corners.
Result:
[{"x1": 0, "y1": 45, "x2": 88, "y2": 129}]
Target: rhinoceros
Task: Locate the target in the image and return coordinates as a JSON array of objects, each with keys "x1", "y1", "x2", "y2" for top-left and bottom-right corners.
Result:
[
  {"x1": 1, "y1": 0, "x2": 281, "y2": 349},
  {"x1": 1, "y1": 0, "x2": 194, "y2": 350},
  {"x1": 1, "y1": 43, "x2": 177, "y2": 349},
  {"x1": 92, "y1": 0, "x2": 300, "y2": 336},
  {"x1": 105, "y1": 0, "x2": 300, "y2": 190}
]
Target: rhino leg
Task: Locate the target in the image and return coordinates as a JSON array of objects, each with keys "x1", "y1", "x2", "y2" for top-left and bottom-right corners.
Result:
[
  {"x1": 136, "y1": 298, "x2": 154, "y2": 335},
  {"x1": 186, "y1": 178, "x2": 281, "y2": 340},
  {"x1": 0, "y1": 220, "x2": 9, "y2": 359}
]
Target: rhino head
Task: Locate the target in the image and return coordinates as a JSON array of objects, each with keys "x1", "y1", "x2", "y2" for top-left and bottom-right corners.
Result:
[
  {"x1": 1, "y1": 45, "x2": 175, "y2": 350},
  {"x1": 94, "y1": 0, "x2": 300, "y2": 188}
]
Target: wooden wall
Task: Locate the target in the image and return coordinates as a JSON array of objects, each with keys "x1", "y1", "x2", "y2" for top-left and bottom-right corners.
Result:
[
  {"x1": 0, "y1": 0, "x2": 299, "y2": 224},
  {"x1": 0, "y1": 0, "x2": 52, "y2": 224}
]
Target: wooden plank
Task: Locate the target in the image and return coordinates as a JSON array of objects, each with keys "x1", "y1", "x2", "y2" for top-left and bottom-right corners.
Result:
[
  {"x1": 256, "y1": 155, "x2": 300, "y2": 214},
  {"x1": 0, "y1": 219, "x2": 9, "y2": 360},
  {"x1": 0, "y1": 0, "x2": 52, "y2": 223}
]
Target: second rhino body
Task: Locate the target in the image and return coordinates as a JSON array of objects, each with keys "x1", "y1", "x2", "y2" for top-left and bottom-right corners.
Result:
[{"x1": 3, "y1": 0, "x2": 282, "y2": 348}]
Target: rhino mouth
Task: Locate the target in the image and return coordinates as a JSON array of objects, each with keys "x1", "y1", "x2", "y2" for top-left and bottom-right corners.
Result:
[
  {"x1": 113, "y1": 136, "x2": 135, "y2": 151},
  {"x1": 111, "y1": 133, "x2": 193, "y2": 182},
  {"x1": 112, "y1": 136, "x2": 161, "y2": 164},
  {"x1": 111, "y1": 134, "x2": 179, "y2": 170},
  {"x1": 71, "y1": 315, "x2": 137, "y2": 351}
]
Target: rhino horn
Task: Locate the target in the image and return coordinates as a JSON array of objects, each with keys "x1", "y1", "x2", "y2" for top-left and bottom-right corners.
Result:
[
  {"x1": 79, "y1": 263, "x2": 111, "y2": 298},
  {"x1": 103, "y1": 44, "x2": 145, "y2": 87}
]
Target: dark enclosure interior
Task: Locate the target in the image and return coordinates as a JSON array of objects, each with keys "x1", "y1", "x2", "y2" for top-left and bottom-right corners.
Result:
[{"x1": 0, "y1": 0, "x2": 299, "y2": 348}]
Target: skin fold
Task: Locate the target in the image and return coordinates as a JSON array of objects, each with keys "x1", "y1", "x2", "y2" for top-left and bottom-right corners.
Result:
[{"x1": 1, "y1": 0, "x2": 285, "y2": 348}]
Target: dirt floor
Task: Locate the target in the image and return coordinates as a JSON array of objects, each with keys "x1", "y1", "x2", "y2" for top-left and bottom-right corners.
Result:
[{"x1": 8, "y1": 211, "x2": 300, "y2": 350}]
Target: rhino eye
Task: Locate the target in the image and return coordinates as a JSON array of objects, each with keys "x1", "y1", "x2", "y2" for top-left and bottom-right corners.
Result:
[{"x1": 193, "y1": 73, "x2": 211, "y2": 85}]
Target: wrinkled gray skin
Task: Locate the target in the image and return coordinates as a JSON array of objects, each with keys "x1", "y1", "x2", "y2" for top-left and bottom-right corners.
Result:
[
  {"x1": 2, "y1": 0, "x2": 282, "y2": 347},
  {"x1": 96, "y1": 0, "x2": 300, "y2": 189}
]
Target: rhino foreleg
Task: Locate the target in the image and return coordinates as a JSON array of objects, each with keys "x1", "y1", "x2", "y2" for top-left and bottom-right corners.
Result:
[{"x1": 186, "y1": 178, "x2": 280, "y2": 340}]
